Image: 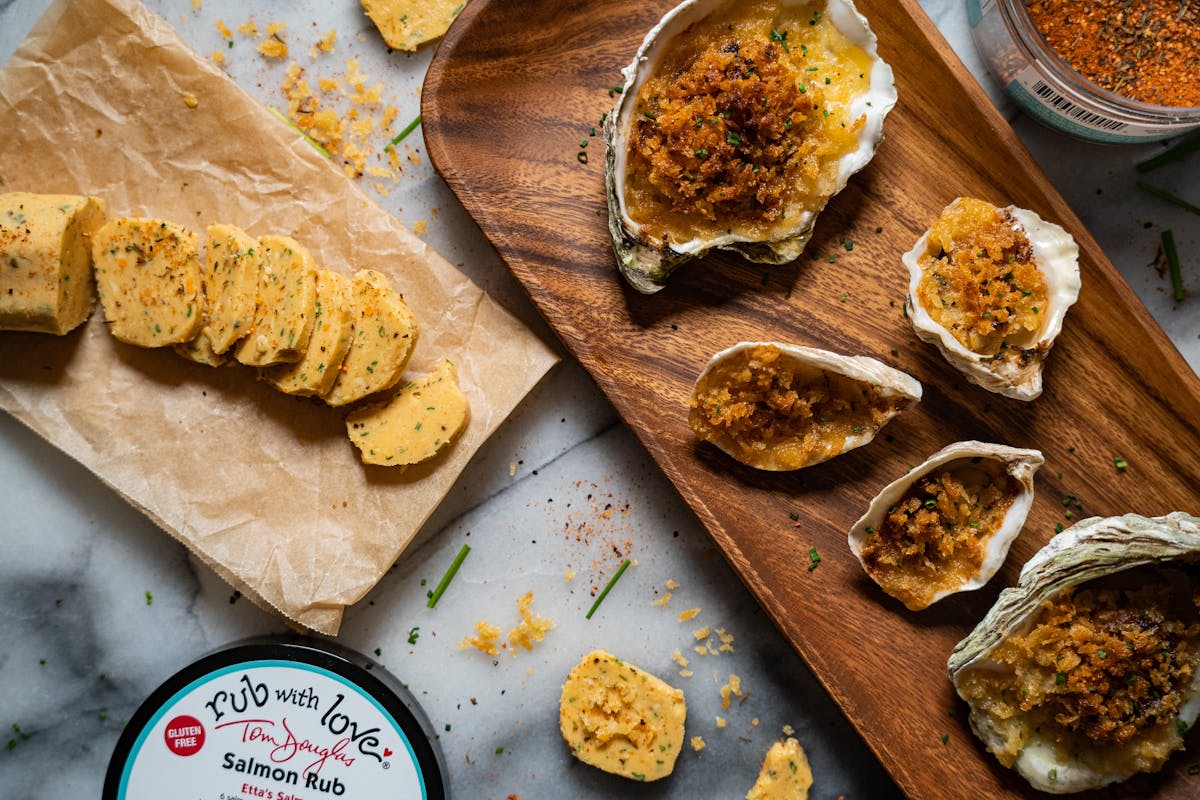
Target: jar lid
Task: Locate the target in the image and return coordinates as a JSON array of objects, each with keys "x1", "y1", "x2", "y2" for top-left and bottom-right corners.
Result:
[{"x1": 103, "y1": 637, "x2": 448, "y2": 799}]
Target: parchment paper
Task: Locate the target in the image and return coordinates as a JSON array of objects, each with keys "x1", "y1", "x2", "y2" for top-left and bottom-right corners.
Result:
[{"x1": 0, "y1": 0, "x2": 558, "y2": 634}]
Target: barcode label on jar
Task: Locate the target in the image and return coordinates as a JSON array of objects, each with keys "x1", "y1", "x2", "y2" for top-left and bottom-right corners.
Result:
[{"x1": 1006, "y1": 65, "x2": 1186, "y2": 142}]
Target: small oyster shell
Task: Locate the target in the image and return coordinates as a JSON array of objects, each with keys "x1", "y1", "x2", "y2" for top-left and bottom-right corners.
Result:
[
  {"x1": 848, "y1": 441, "x2": 1042, "y2": 610},
  {"x1": 689, "y1": 341, "x2": 921, "y2": 471},
  {"x1": 605, "y1": 0, "x2": 897, "y2": 293},
  {"x1": 904, "y1": 197, "x2": 1081, "y2": 400},
  {"x1": 948, "y1": 513, "x2": 1200, "y2": 794}
]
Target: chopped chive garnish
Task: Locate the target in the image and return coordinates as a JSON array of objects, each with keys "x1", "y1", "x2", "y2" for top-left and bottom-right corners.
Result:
[
  {"x1": 1136, "y1": 135, "x2": 1200, "y2": 173},
  {"x1": 267, "y1": 106, "x2": 332, "y2": 159},
  {"x1": 1163, "y1": 229, "x2": 1184, "y2": 301},
  {"x1": 1137, "y1": 181, "x2": 1200, "y2": 218},
  {"x1": 1114, "y1": 455, "x2": 1129, "y2": 471},
  {"x1": 586, "y1": 559, "x2": 631, "y2": 620},
  {"x1": 387, "y1": 114, "x2": 423, "y2": 149},
  {"x1": 807, "y1": 547, "x2": 821, "y2": 571},
  {"x1": 426, "y1": 544, "x2": 471, "y2": 608}
]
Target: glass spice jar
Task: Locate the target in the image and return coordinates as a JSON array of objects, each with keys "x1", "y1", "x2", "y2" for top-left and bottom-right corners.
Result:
[{"x1": 967, "y1": 0, "x2": 1200, "y2": 143}]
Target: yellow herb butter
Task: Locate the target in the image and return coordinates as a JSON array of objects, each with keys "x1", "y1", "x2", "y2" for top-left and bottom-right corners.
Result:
[
  {"x1": 265, "y1": 269, "x2": 354, "y2": 396},
  {"x1": 345, "y1": 359, "x2": 468, "y2": 467},
  {"x1": 234, "y1": 235, "x2": 318, "y2": 366},
  {"x1": 92, "y1": 217, "x2": 205, "y2": 347},
  {"x1": 359, "y1": 0, "x2": 464, "y2": 52},
  {"x1": 324, "y1": 269, "x2": 418, "y2": 407},
  {"x1": 0, "y1": 192, "x2": 106, "y2": 334},
  {"x1": 745, "y1": 738, "x2": 813, "y2": 800},
  {"x1": 559, "y1": 650, "x2": 686, "y2": 781},
  {"x1": 199, "y1": 224, "x2": 263, "y2": 355}
]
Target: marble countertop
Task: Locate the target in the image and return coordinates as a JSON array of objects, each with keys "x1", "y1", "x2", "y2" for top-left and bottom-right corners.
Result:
[{"x1": 1, "y1": 1, "x2": 1196, "y2": 798}]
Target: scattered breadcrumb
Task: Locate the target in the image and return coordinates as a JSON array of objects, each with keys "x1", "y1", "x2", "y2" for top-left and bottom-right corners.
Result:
[
  {"x1": 752, "y1": 717, "x2": 760, "y2": 726},
  {"x1": 458, "y1": 620, "x2": 501, "y2": 656},
  {"x1": 715, "y1": 716, "x2": 727, "y2": 729},
  {"x1": 508, "y1": 461, "x2": 517, "y2": 476},
  {"x1": 181, "y1": 92, "x2": 199, "y2": 109},
  {"x1": 237, "y1": 20, "x2": 258, "y2": 36},
  {"x1": 665, "y1": 579, "x2": 680, "y2": 590},
  {"x1": 508, "y1": 591, "x2": 554, "y2": 651},
  {"x1": 671, "y1": 649, "x2": 689, "y2": 668},
  {"x1": 565, "y1": 570, "x2": 575, "y2": 582},
  {"x1": 693, "y1": 626, "x2": 710, "y2": 640},
  {"x1": 210, "y1": 50, "x2": 225, "y2": 65},
  {"x1": 716, "y1": 628, "x2": 735, "y2": 653},
  {"x1": 720, "y1": 674, "x2": 742, "y2": 709},
  {"x1": 191, "y1": 0, "x2": 202, "y2": 9},
  {"x1": 258, "y1": 38, "x2": 288, "y2": 58},
  {"x1": 783, "y1": 724, "x2": 795, "y2": 735},
  {"x1": 679, "y1": 607, "x2": 701, "y2": 622},
  {"x1": 216, "y1": 19, "x2": 233, "y2": 39},
  {"x1": 694, "y1": 645, "x2": 709, "y2": 656},
  {"x1": 690, "y1": 736, "x2": 706, "y2": 751},
  {"x1": 265, "y1": 21, "x2": 286, "y2": 36},
  {"x1": 412, "y1": 220, "x2": 428, "y2": 235},
  {"x1": 316, "y1": 29, "x2": 337, "y2": 53},
  {"x1": 680, "y1": 669, "x2": 694, "y2": 678},
  {"x1": 652, "y1": 592, "x2": 672, "y2": 607}
]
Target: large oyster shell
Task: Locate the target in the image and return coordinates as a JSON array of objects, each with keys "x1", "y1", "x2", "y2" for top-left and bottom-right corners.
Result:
[
  {"x1": 604, "y1": 0, "x2": 897, "y2": 293},
  {"x1": 689, "y1": 341, "x2": 920, "y2": 470},
  {"x1": 948, "y1": 513, "x2": 1200, "y2": 794},
  {"x1": 904, "y1": 197, "x2": 1081, "y2": 400},
  {"x1": 848, "y1": 441, "x2": 1043, "y2": 610}
]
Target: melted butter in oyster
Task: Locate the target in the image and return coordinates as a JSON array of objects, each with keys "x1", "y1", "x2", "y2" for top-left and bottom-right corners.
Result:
[
  {"x1": 915, "y1": 198, "x2": 1049, "y2": 363},
  {"x1": 957, "y1": 577, "x2": 1200, "y2": 779},
  {"x1": 624, "y1": 0, "x2": 874, "y2": 246},
  {"x1": 859, "y1": 463, "x2": 1019, "y2": 611},
  {"x1": 689, "y1": 343, "x2": 910, "y2": 470}
]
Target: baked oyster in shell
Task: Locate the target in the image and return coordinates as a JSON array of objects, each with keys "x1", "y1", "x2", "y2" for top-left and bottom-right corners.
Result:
[
  {"x1": 605, "y1": 0, "x2": 897, "y2": 293},
  {"x1": 948, "y1": 513, "x2": 1200, "y2": 794},
  {"x1": 689, "y1": 341, "x2": 920, "y2": 471},
  {"x1": 904, "y1": 197, "x2": 1080, "y2": 400},
  {"x1": 848, "y1": 440, "x2": 1043, "y2": 611}
]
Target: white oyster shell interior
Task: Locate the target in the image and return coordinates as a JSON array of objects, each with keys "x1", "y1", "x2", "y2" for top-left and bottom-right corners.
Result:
[
  {"x1": 903, "y1": 198, "x2": 1081, "y2": 400},
  {"x1": 605, "y1": 0, "x2": 897, "y2": 293},
  {"x1": 847, "y1": 440, "x2": 1042, "y2": 610}
]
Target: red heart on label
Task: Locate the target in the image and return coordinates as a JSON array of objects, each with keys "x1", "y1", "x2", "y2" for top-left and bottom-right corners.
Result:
[{"x1": 383, "y1": 748, "x2": 393, "y2": 757}]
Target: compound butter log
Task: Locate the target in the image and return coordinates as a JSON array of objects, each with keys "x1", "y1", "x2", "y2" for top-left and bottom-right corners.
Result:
[
  {"x1": 0, "y1": 192, "x2": 107, "y2": 335},
  {"x1": 92, "y1": 217, "x2": 205, "y2": 347}
]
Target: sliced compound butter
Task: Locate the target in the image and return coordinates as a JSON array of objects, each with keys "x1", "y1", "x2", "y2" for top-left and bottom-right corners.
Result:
[
  {"x1": 324, "y1": 269, "x2": 418, "y2": 407},
  {"x1": 559, "y1": 649, "x2": 686, "y2": 781},
  {"x1": 345, "y1": 358, "x2": 467, "y2": 467},
  {"x1": 92, "y1": 217, "x2": 205, "y2": 347},
  {"x1": 199, "y1": 224, "x2": 262, "y2": 355},
  {"x1": 234, "y1": 234, "x2": 317, "y2": 366},
  {"x1": 360, "y1": 0, "x2": 465, "y2": 52},
  {"x1": 264, "y1": 269, "x2": 354, "y2": 396},
  {"x1": 0, "y1": 192, "x2": 106, "y2": 335},
  {"x1": 745, "y1": 738, "x2": 813, "y2": 800}
]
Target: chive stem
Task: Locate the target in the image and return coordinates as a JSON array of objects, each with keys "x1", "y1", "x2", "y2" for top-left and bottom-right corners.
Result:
[
  {"x1": 1136, "y1": 134, "x2": 1200, "y2": 173},
  {"x1": 1163, "y1": 229, "x2": 1184, "y2": 302},
  {"x1": 426, "y1": 544, "x2": 471, "y2": 608},
  {"x1": 1136, "y1": 181, "x2": 1200, "y2": 218},
  {"x1": 267, "y1": 106, "x2": 332, "y2": 159},
  {"x1": 586, "y1": 559, "x2": 631, "y2": 620},
  {"x1": 387, "y1": 114, "x2": 422, "y2": 149}
]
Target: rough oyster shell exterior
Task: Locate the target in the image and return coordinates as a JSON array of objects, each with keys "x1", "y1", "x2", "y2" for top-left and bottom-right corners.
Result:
[
  {"x1": 904, "y1": 199, "x2": 1081, "y2": 400},
  {"x1": 847, "y1": 440, "x2": 1043, "y2": 609}
]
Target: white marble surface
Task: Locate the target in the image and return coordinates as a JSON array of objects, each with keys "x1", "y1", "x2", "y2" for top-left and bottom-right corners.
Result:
[{"x1": 0, "y1": 1, "x2": 1196, "y2": 798}]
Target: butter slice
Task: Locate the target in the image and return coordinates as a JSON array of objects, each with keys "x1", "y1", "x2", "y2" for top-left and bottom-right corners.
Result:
[
  {"x1": 234, "y1": 235, "x2": 318, "y2": 366},
  {"x1": 559, "y1": 650, "x2": 686, "y2": 782},
  {"x1": 200, "y1": 224, "x2": 263, "y2": 354},
  {"x1": 745, "y1": 738, "x2": 813, "y2": 800},
  {"x1": 264, "y1": 269, "x2": 354, "y2": 396},
  {"x1": 0, "y1": 192, "x2": 106, "y2": 334},
  {"x1": 323, "y1": 269, "x2": 418, "y2": 407},
  {"x1": 92, "y1": 218, "x2": 205, "y2": 347},
  {"x1": 360, "y1": 0, "x2": 465, "y2": 51},
  {"x1": 345, "y1": 359, "x2": 468, "y2": 467},
  {"x1": 175, "y1": 331, "x2": 227, "y2": 367}
]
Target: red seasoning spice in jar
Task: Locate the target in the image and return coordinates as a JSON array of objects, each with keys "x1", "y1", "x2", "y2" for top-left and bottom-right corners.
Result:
[{"x1": 1025, "y1": 0, "x2": 1200, "y2": 107}]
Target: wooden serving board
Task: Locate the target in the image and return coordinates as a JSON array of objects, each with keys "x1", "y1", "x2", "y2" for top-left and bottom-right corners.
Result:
[{"x1": 422, "y1": 1, "x2": 1200, "y2": 797}]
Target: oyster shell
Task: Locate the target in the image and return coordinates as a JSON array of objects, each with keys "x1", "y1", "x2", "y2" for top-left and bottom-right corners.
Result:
[
  {"x1": 689, "y1": 341, "x2": 920, "y2": 470},
  {"x1": 604, "y1": 0, "x2": 897, "y2": 293},
  {"x1": 848, "y1": 441, "x2": 1043, "y2": 610},
  {"x1": 948, "y1": 513, "x2": 1200, "y2": 793},
  {"x1": 904, "y1": 197, "x2": 1080, "y2": 400}
]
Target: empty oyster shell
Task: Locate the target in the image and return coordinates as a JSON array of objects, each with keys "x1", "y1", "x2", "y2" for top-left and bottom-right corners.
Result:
[
  {"x1": 604, "y1": 0, "x2": 897, "y2": 293},
  {"x1": 689, "y1": 341, "x2": 920, "y2": 470},
  {"x1": 847, "y1": 441, "x2": 1043, "y2": 611},
  {"x1": 948, "y1": 513, "x2": 1200, "y2": 794},
  {"x1": 904, "y1": 197, "x2": 1081, "y2": 400}
]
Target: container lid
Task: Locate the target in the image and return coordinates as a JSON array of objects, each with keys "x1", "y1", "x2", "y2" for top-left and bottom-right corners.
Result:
[{"x1": 103, "y1": 637, "x2": 448, "y2": 800}]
